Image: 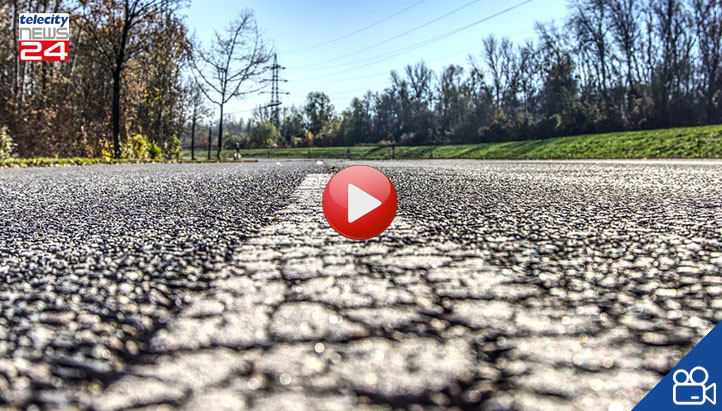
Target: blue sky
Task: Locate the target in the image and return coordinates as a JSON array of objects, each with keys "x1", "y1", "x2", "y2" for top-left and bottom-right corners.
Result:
[{"x1": 184, "y1": 0, "x2": 569, "y2": 121}]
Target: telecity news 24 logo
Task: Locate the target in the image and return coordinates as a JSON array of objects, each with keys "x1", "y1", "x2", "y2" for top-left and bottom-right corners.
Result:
[{"x1": 18, "y1": 13, "x2": 70, "y2": 61}]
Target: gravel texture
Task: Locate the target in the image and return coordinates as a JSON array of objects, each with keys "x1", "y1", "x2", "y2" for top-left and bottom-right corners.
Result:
[{"x1": 1, "y1": 160, "x2": 721, "y2": 410}]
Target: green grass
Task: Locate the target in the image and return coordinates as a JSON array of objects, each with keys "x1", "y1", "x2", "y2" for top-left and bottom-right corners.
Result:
[
  {"x1": 0, "y1": 157, "x2": 115, "y2": 168},
  {"x1": 4, "y1": 125, "x2": 720, "y2": 168},
  {"x1": 184, "y1": 125, "x2": 722, "y2": 160}
]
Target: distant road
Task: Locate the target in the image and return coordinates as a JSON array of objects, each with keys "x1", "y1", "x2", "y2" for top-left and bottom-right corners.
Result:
[{"x1": 1, "y1": 160, "x2": 721, "y2": 410}]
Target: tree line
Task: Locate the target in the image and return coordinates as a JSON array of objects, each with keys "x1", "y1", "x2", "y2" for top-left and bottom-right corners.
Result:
[
  {"x1": 1, "y1": 0, "x2": 192, "y2": 158},
  {"x1": 1, "y1": 0, "x2": 277, "y2": 159},
  {"x1": 1, "y1": 0, "x2": 721, "y2": 158},
  {"x1": 220, "y1": 0, "x2": 722, "y2": 149}
]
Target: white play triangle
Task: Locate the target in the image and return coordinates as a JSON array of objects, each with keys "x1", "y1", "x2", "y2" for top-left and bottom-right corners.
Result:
[{"x1": 347, "y1": 184, "x2": 382, "y2": 223}]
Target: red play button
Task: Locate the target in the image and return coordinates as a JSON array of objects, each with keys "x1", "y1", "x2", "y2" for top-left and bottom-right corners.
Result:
[{"x1": 322, "y1": 165, "x2": 397, "y2": 240}]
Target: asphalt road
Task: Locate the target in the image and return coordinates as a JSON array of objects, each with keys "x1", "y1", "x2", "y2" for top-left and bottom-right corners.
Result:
[{"x1": 1, "y1": 160, "x2": 721, "y2": 410}]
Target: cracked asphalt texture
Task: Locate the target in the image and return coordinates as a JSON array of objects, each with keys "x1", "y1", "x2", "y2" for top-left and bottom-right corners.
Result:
[{"x1": 1, "y1": 160, "x2": 721, "y2": 410}]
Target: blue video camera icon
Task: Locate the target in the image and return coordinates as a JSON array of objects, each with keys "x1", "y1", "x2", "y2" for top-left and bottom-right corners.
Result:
[{"x1": 673, "y1": 366, "x2": 716, "y2": 406}]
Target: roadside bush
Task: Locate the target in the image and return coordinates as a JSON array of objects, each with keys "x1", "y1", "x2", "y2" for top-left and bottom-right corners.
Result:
[
  {"x1": 250, "y1": 122, "x2": 280, "y2": 148},
  {"x1": 148, "y1": 141, "x2": 162, "y2": 160},
  {"x1": 224, "y1": 133, "x2": 248, "y2": 150},
  {"x1": 122, "y1": 134, "x2": 149, "y2": 160},
  {"x1": 314, "y1": 118, "x2": 341, "y2": 147},
  {"x1": 302, "y1": 132, "x2": 313, "y2": 147},
  {"x1": 100, "y1": 139, "x2": 113, "y2": 161},
  {"x1": 0, "y1": 126, "x2": 15, "y2": 160},
  {"x1": 163, "y1": 135, "x2": 181, "y2": 161}
]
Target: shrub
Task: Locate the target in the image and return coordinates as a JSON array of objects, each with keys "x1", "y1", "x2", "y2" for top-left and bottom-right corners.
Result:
[
  {"x1": 122, "y1": 134, "x2": 149, "y2": 160},
  {"x1": 224, "y1": 133, "x2": 247, "y2": 150},
  {"x1": 0, "y1": 126, "x2": 15, "y2": 160},
  {"x1": 163, "y1": 135, "x2": 181, "y2": 161},
  {"x1": 250, "y1": 122, "x2": 280, "y2": 148},
  {"x1": 315, "y1": 118, "x2": 341, "y2": 147},
  {"x1": 100, "y1": 139, "x2": 113, "y2": 161},
  {"x1": 148, "y1": 141, "x2": 162, "y2": 160}
]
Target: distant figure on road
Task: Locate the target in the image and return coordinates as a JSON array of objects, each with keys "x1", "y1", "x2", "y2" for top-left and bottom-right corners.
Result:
[
  {"x1": 234, "y1": 142, "x2": 241, "y2": 160},
  {"x1": 347, "y1": 148, "x2": 351, "y2": 160}
]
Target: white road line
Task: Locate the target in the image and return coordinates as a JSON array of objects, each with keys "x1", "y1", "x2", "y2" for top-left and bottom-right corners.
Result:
[{"x1": 90, "y1": 173, "x2": 476, "y2": 410}]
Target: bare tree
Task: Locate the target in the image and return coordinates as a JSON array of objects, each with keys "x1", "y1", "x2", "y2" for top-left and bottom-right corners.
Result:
[
  {"x1": 482, "y1": 35, "x2": 520, "y2": 110},
  {"x1": 190, "y1": 11, "x2": 272, "y2": 159},
  {"x1": 569, "y1": 0, "x2": 612, "y2": 96},
  {"x1": 82, "y1": 0, "x2": 185, "y2": 158},
  {"x1": 650, "y1": 0, "x2": 695, "y2": 126},
  {"x1": 405, "y1": 62, "x2": 435, "y2": 104},
  {"x1": 253, "y1": 105, "x2": 273, "y2": 124},
  {"x1": 184, "y1": 79, "x2": 210, "y2": 161},
  {"x1": 692, "y1": 0, "x2": 722, "y2": 123},
  {"x1": 609, "y1": 0, "x2": 642, "y2": 85}
]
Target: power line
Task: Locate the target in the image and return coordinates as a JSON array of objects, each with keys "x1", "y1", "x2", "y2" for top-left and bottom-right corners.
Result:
[
  {"x1": 295, "y1": 38, "x2": 438, "y2": 72},
  {"x1": 327, "y1": 82, "x2": 392, "y2": 97},
  {"x1": 291, "y1": 0, "x2": 483, "y2": 69},
  {"x1": 293, "y1": 50, "x2": 469, "y2": 86},
  {"x1": 298, "y1": 0, "x2": 535, "y2": 79},
  {"x1": 285, "y1": 0, "x2": 428, "y2": 54},
  {"x1": 292, "y1": 26, "x2": 538, "y2": 84},
  {"x1": 233, "y1": 3, "x2": 534, "y2": 116},
  {"x1": 224, "y1": 108, "x2": 257, "y2": 115},
  {"x1": 294, "y1": 69, "x2": 392, "y2": 84}
]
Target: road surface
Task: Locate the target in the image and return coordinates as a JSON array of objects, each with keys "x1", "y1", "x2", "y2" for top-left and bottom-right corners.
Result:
[{"x1": 1, "y1": 160, "x2": 721, "y2": 410}]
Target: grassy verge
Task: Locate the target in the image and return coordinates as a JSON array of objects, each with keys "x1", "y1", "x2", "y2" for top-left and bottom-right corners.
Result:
[
  {"x1": 184, "y1": 125, "x2": 722, "y2": 160},
  {"x1": 0, "y1": 158, "x2": 117, "y2": 168},
  {"x1": 4, "y1": 125, "x2": 720, "y2": 168}
]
